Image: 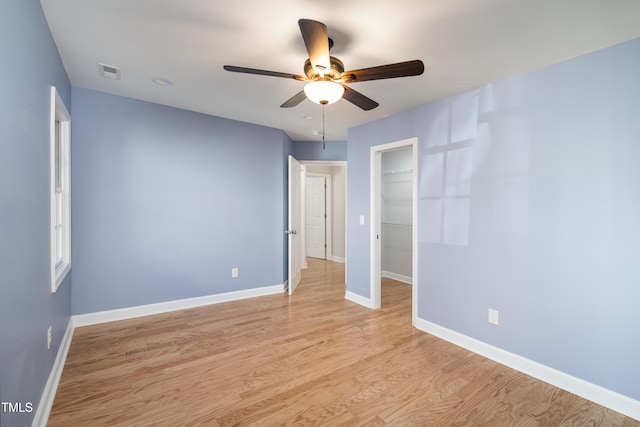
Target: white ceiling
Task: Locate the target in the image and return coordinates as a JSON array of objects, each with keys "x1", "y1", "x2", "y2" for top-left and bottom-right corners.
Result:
[{"x1": 41, "y1": 0, "x2": 640, "y2": 141}]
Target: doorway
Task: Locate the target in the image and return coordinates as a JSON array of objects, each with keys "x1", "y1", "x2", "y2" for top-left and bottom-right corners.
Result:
[
  {"x1": 289, "y1": 160, "x2": 347, "y2": 293},
  {"x1": 302, "y1": 162, "x2": 347, "y2": 265},
  {"x1": 370, "y1": 138, "x2": 418, "y2": 324}
]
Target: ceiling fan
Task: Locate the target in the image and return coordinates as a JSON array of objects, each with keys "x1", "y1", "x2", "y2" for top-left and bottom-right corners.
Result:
[{"x1": 223, "y1": 19, "x2": 425, "y2": 111}]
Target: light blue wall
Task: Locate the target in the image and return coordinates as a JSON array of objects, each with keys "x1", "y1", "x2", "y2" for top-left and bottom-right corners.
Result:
[
  {"x1": 0, "y1": 1, "x2": 72, "y2": 426},
  {"x1": 71, "y1": 88, "x2": 292, "y2": 314},
  {"x1": 293, "y1": 140, "x2": 347, "y2": 161},
  {"x1": 347, "y1": 38, "x2": 640, "y2": 400}
]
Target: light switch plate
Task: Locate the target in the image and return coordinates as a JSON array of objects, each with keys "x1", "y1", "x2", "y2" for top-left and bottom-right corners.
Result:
[{"x1": 488, "y1": 309, "x2": 499, "y2": 325}]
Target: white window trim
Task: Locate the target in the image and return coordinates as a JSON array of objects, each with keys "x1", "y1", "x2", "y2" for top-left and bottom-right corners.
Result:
[{"x1": 50, "y1": 86, "x2": 71, "y2": 292}]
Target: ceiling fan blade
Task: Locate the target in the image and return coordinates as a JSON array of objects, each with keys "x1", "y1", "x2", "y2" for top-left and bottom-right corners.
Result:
[
  {"x1": 341, "y1": 60, "x2": 424, "y2": 82},
  {"x1": 298, "y1": 19, "x2": 331, "y2": 75},
  {"x1": 341, "y1": 85, "x2": 379, "y2": 111},
  {"x1": 280, "y1": 91, "x2": 307, "y2": 108},
  {"x1": 223, "y1": 65, "x2": 306, "y2": 81}
]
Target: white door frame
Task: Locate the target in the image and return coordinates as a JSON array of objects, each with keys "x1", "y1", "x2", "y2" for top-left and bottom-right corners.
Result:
[
  {"x1": 301, "y1": 161, "x2": 347, "y2": 282},
  {"x1": 370, "y1": 138, "x2": 418, "y2": 325}
]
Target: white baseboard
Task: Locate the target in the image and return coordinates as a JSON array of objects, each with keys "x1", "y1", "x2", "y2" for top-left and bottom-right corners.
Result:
[
  {"x1": 73, "y1": 284, "x2": 285, "y2": 327},
  {"x1": 345, "y1": 290, "x2": 372, "y2": 308},
  {"x1": 330, "y1": 256, "x2": 345, "y2": 264},
  {"x1": 31, "y1": 318, "x2": 74, "y2": 427},
  {"x1": 414, "y1": 318, "x2": 640, "y2": 421},
  {"x1": 382, "y1": 271, "x2": 412, "y2": 284}
]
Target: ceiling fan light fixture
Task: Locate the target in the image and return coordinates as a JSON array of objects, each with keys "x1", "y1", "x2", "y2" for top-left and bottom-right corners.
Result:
[{"x1": 304, "y1": 80, "x2": 344, "y2": 105}]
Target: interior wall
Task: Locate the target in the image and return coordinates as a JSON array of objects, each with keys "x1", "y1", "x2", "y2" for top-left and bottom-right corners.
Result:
[
  {"x1": 347, "y1": 37, "x2": 640, "y2": 401},
  {"x1": 331, "y1": 166, "x2": 346, "y2": 261},
  {"x1": 0, "y1": 1, "x2": 72, "y2": 426},
  {"x1": 71, "y1": 87, "x2": 291, "y2": 315},
  {"x1": 381, "y1": 147, "x2": 413, "y2": 281},
  {"x1": 293, "y1": 140, "x2": 347, "y2": 162}
]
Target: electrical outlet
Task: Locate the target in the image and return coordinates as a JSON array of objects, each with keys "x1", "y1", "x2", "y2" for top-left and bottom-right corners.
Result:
[
  {"x1": 359, "y1": 215, "x2": 365, "y2": 225},
  {"x1": 488, "y1": 309, "x2": 499, "y2": 325},
  {"x1": 47, "y1": 326, "x2": 52, "y2": 350},
  {"x1": 232, "y1": 268, "x2": 239, "y2": 278}
]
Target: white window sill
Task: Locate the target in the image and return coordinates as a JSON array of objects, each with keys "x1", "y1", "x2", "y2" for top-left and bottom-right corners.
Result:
[{"x1": 53, "y1": 262, "x2": 71, "y2": 293}]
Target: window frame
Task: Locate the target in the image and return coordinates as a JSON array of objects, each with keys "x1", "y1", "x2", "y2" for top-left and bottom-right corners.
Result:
[{"x1": 50, "y1": 86, "x2": 71, "y2": 292}]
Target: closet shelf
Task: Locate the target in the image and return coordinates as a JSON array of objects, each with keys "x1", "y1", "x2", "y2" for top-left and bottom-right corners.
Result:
[
  {"x1": 381, "y1": 168, "x2": 413, "y2": 175},
  {"x1": 382, "y1": 222, "x2": 412, "y2": 228}
]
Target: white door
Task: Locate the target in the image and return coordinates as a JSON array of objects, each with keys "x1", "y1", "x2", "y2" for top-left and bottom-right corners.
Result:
[
  {"x1": 306, "y1": 176, "x2": 326, "y2": 259},
  {"x1": 287, "y1": 156, "x2": 303, "y2": 295}
]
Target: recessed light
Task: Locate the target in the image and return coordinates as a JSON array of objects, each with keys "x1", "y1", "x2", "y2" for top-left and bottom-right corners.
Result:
[
  {"x1": 151, "y1": 77, "x2": 173, "y2": 86},
  {"x1": 303, "y1": 115, "x2": 313, "y2": 120},
  {"x1": 311, "y1": 130, "x2": 321, "y2": 135}
]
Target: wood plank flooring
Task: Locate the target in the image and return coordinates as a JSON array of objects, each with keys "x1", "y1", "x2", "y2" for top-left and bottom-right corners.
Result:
[{"x1": 49, "y1": 259, "x2": 639, "y2": 426}]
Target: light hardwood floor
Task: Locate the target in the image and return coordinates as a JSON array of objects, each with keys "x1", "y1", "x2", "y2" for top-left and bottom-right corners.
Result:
[{"x1": 49, "y1": 259, "x2": 639, "y2": 426}]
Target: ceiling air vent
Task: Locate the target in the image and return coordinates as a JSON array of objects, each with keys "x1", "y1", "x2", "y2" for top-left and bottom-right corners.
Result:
[{"x1": 98, "y1": 63, "x2": 121, "y2": 80}]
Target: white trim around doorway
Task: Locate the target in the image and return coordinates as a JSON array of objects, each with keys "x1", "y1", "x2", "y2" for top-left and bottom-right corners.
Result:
[{"x1": 369, "y1": 138, "x2": 419, "y2": 325}]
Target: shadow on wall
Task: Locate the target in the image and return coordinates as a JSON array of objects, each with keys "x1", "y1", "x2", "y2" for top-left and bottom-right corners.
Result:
[{"x1": 419, "y1": 84, "x2": 531, "y2": 247}]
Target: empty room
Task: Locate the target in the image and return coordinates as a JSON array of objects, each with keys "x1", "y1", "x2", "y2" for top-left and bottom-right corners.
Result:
[{"x1": 2, "y1": 0, "x2": 640, "y2": 426}]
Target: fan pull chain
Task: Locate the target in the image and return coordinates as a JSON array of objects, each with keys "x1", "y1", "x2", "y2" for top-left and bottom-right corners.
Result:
[{"x1": 322, "y1": 102, "x2": 326, "y2": 150}]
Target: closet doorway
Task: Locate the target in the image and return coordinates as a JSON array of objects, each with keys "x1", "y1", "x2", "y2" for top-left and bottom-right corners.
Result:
[
  {"x1": 381, "y1": 146, "x2": 413, "y2": 284},
  {"x1": 370, "y1": 138, "x2": 418, "y2": 324}
]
